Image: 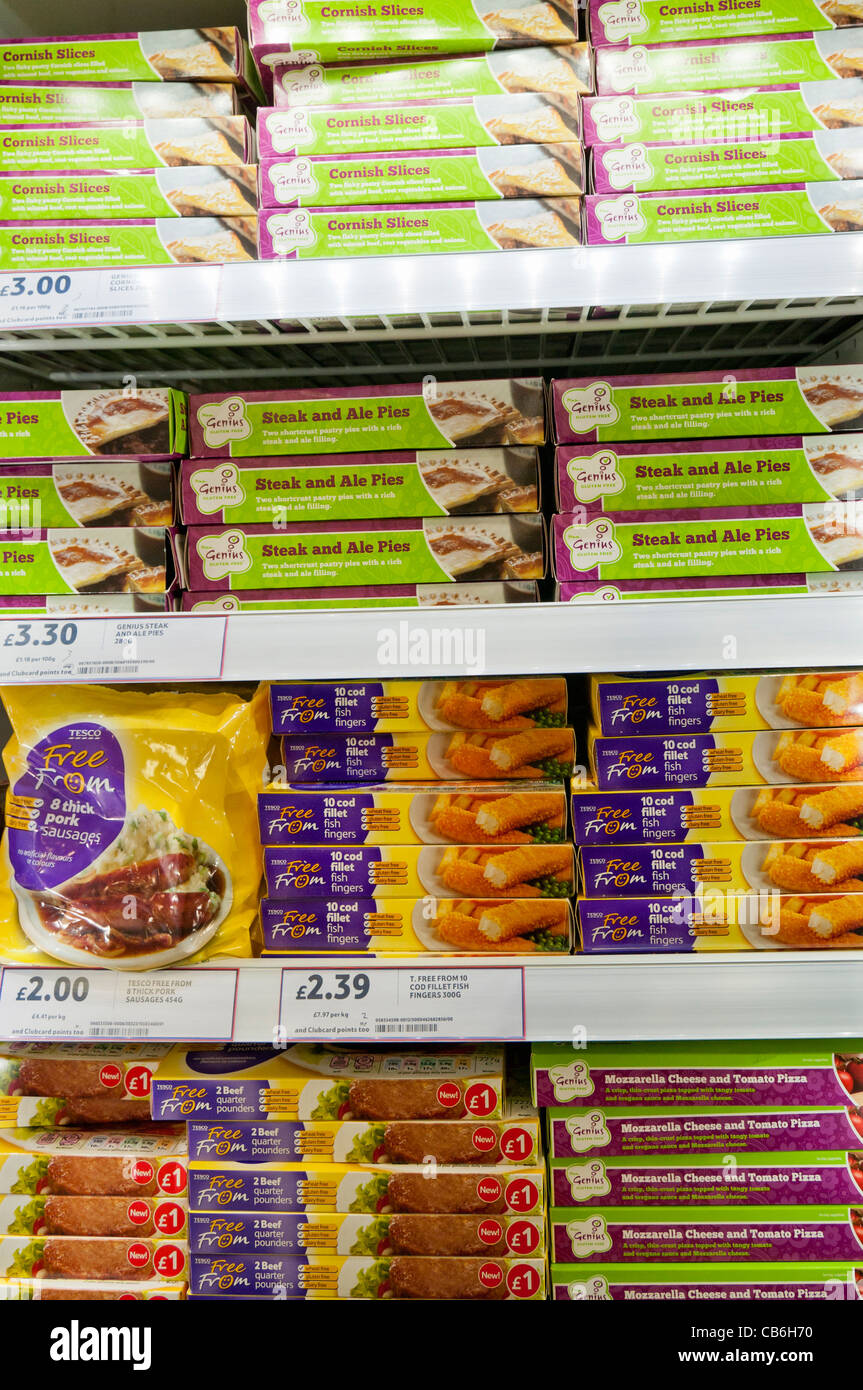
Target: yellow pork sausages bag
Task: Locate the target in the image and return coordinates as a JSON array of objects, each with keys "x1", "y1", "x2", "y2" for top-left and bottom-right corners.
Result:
[{"x1": 0, "y1": 683, "x2": 268, "y2": 969}]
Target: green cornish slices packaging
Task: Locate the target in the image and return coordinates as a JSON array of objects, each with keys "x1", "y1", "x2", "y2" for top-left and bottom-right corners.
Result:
[
  {"x1": 551, "y1": 365, "x2": 863, "y2": 441},
  {"x1": 582, "y1": 79, "x2": 863, "y2": 146},
  {"x1": 0, "y1": 389, "x2": 186, "y2": 460},
  {"x1": 0, "y1": 168, "x2": 257, "y2": 222},
  {"x1": 556, "y1": 435, "x2": 863, "y2": 510},
  {"x1": 0, "y1": 218, "x2": 258, "y2": 271},
  {"x1": 595, "y1": 31, "x2": 863, "y2": 96},
  {"x1": 258, "y1": 96, "x2": 581, "y2": 158},
  {"x1": 180, "y1": 516, "x2": 546, "y2": 590},
  {"x1": 0, "y1": 28, "x2": 259, "y2": 89},
  {"x1": 591, "y1": 130, "x2": 863, "y2": 194},
  {"x1": 552, "y1": 503, "x2": 863, "y2": 582},
  {"x1": 259, "y1": 199, "x2": 583, "y2": 259},
  {"x1": 273, "y1": 46, "x2": 592, "y2": 112},
  {"x1": 0, "y1": 117, "x2": 253, "y2": 171},
  {"x1": 589, "y1": 0, "x2": 863, "y2": 49},
  {"x1": 190, "y1": 379, "x2": 546, "y2": 457},
  {"x1": 179, "y1": 448, "x2": 539, "y2": 522},
  {"x1": 0, "y1": 81, "x2": 241, "y2": 125},
  {"x1": 260, "y1": 144, "x2": 584, "y2": 207},
  {"x1": 584, "y1": 183, "x2": 863, "y2": 245}
]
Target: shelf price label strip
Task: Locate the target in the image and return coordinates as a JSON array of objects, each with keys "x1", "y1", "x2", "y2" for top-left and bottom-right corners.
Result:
[
  {"x1": 278, "y1": 964, "x2": 526, "y2": 1042},
  {"x1": 0, "y1": 966, "x2": 239, "y2": 1041},
  {"x1": 0, "y1": 265, "x2": 220, "y2": 332},
  {"x1": 0, "y1": 615, "x2": 227, "y2": 683}
]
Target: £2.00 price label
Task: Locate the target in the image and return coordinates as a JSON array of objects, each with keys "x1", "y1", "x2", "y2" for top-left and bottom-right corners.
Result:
[
  {"x1": 0, "y1": 967, "x2": 239, "y2": 1040},
  {"x1": 279, "y1": 965, "x2": 525, "y2": 1040}
]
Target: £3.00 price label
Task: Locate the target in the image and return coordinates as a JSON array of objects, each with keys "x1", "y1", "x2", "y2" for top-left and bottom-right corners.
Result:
[
  {"x1": 279, "y1": 966, "x2": 525, "y2": 1041},
  {"x1": 0, "y1": 266, "x2": 218, "y2": 331},
  {"x1": 0, "y1": 967, "x2": 239, "y2": 1040},
  {"x1": 0, "y1": 615, "x2": 227, "y2": 682}
]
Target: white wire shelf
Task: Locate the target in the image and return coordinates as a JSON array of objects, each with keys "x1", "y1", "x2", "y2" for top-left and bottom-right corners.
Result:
[
  {"x1": 0, "y1": 954, "x2": 860, "y2": 1043},
  {"x1": 1, "y1": 596, "x2": 860, "y2": 683},
  {"x1": 0, "y1": 241, "x2": 861, "y2": 379}
]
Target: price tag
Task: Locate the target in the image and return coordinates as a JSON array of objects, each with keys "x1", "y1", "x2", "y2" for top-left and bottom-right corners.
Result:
[
  {"x1": 0, "y1": 967, "x2": 239, "y2": 1041},
  {"x1": 0, "y1": 615, "x2": 227, "y2": 682},
  {"x1": 0, "y1": 265, "x2": 218, "y2": 331},
  {"x1": 279, "y1": 966, "x2": 525, "y2": 1041}
]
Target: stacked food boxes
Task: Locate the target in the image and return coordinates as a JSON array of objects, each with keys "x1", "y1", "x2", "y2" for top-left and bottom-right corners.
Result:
[
  {"x1": 177, "y1": 378, "x2": 546, "y2": 610},
  {"x1": 258, "y1": 677, "x2": 574, "y2": 955},
  {"x1": 533, "y1": 1039, "x2": 863, "y2": 1301},
  {"x1": 151, "y1": 1042, "x2": 547, "y2": 1300},
  {"x1": 0, "y1": 28, "x2": 260, "y2": 271},
  {"x1": 583, "y1": 2, "x2": 863, "y2": 248},
  {"x1": 0, "y1": 1044, "x2": 189, "y2": 1300},
  {"x1": 250, "y1": 0, "x2": 590, "y2": 261},
  {"x1": 0, "y1": 386, "x2": 184, "y2": 615},
  {"x1": 551, "y1": 363, "x2": 863, "y2": 603},
  {"x1": 572, "y1": 669, "x2": 863, "y2": 954}
]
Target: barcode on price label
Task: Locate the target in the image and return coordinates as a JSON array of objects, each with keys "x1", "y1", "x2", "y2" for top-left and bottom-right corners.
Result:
[{"x1": 279, "y1": 966, "x2": 525, "y2": 1041}]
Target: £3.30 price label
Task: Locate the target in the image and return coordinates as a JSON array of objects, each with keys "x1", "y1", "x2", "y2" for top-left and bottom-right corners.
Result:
[
  {"x1": 279, "y1": 966, "x2": 525, "y2": 1041},
  {"x1": 0, "y1": 615, "x2": 227, "y2": 682}
]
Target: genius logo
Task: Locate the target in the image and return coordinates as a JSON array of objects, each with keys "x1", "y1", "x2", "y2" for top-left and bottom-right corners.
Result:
[
  {"x1": 595, "y1": 195, "x2": 647, "y2": 242},
  {"x1": 600, "y1": 143, "x2": 654, "y2": 192},
  {"x1": 196, "y1": 396, "x2": 252, "y2": 449},
  {"x1": 568, "y1": 448, "x2": 625, "y2": 503},
  {"x1": 562, "y1": 517, "x2": 623, "y2": 571},
  {"x1": 560, "y1": 383, "x2": 620, "y2": 433},
  {"x1": 596, "y1": 0, "x2": 649, "y2": 41},
  {"x1": 189, "y1": 463, "x2": 246, "y2": 514},
  {"x1": 196, "y1": 531, "x2": 252, "y2": 581},
  {"x1": 266, "y1": 109, "x2": 314, "y2": 152},
  {"x1": 258, "y1": 0, "x2": 310, "y2": 30}
]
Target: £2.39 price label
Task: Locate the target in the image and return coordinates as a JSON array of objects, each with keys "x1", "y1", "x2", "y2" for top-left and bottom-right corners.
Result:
[
  {"x1": 0, "y1": 615, "x2": 227, "y2": 682},
  {"x1": 0, "y1": 967, "x2": 239, "y2": 1040},
  {"x1": 278, "y1": 966, "x2": 525, "y2": 1041}
]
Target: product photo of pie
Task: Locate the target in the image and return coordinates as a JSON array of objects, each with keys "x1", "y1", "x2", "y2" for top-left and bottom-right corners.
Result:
[
  {"x1": 164, "y1": 167, "x2": 257, "y2": 217},
  {"x1": 151, "y1": 117, "x2": 248, "y2": 167},
  {"x1": 427, "y1": 393, "x2": 521, "y2": 445},
  {"x1": 144, "y1": 27, "x2": 239, "y2": 82},
  {"x1": 485, "y1": 201, "x2": 581, "y2": 249},
  {"x1": 418, "y1": 459, "x2": 515, "y2": 512},
  {"x1": 818, "y1": 0, "x2": 863, "y2": 25},
  {"x1": 427, "y1": 524, "x2": 520, "y2": 576},
  {"x1": 48, "y1": 537, "x2": 145, "y2": 593},
  {"x1": 70, "y1": 390, "x2": 172, "y2": 456},
  {"x1": 807, "y1": 505, "x2": 863, "y2": 564},
  {"x1": 818, "y1": 198, "x2": 863, "y2": 230},
  {"x1": 808, "y1": 440, "x2": 863, "y2": 491},
  {"x1": 163, "y1": 217, "x2": 257, "y2": 263},
  {"x1": 799, "y1": 371, "x2": 863, "y2": 426},
  {"x1": 481, "y1": 2, "x2": 576, "y2": 44},
  {"x1": 826, "y1": 145, "x2": 863, "y2": 178},
  {"x1": 485, "y1": 146, "x2": 583, "y2": 198},
  {"x1": 54, "y1": 471, "x2": 147, "y2": 524},
  {"x1": 813, "y1": 95, "x2": 863, "y2": 127},
  {"x1": 136, "y1": 82, "x2": 238, "y2": 119},
  {"x1": 486, "y1": 104, "x2": 577, "y2": 146},
  {"x1": 824, "y1": 45, "x2": 863, "y2": 77},
  {"x1": 493, "y1": 46, "x2": 591, "y2": 113}
]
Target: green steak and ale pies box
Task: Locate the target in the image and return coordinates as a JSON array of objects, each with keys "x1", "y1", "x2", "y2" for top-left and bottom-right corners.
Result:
[
  {"x1": 555, "y1": 435, "x2": 863, "y2": 510},
  {"x1": 0, "y1": 117, "x2": 253, "y2": 171},
  {"x1": 179, "y1": 448, "x2": 539, "y2": 522},
  {"x1": 0, "y1": 81, "x2": 241, "y2": 124},
  {"x1": 0, "y1": 528, "x2": 168, "y2": 595},
  {"x1": 0, "y1": 388, "x2": 186, "y2": 460},
  {"x1": 582, "y1": 79, "x2": 863, "y2": 146},
  {"x1": 0, "y1": 463, "x2": 173, "y2": 527},
  {"x1": 595, "y1": 31, "x2": 863, "y2": 96},
  {"x1": 273, "y1": 46, "x2": 593, "y2": 112},
  {"x1": 0, "y1": 217, "x2": 258, "y2": 270},
  {"x1": 178, "y1": 581, "x2": 540, "y2": 609},
  {"x1": 181, "y1": 516, "x2": 546, "y2": 590},
  {"x1": 258, "y1": 95, "x2": 581, "y2": 158},
  {"x1": 592, "y1": 130, "x2": 863, "y2": 194},
  {"x1": 553, "y1": 502, "x2": 863, "y2": 581},
  {"x1": 585, "y1": 182, "x2": 863, "y2": 245},
  {"x1": 0, "y1": 168, "x2": 257, "y2": 222},
  {"x1": 190, "y1": 379, "x2": 546, "y2": 457},
  {"x1": 588, "y1": 0, "x2": 863, "y2": 49},
  {"x1": 259, "y1": 198, "x2": 583, "y2": 259},
  {"x1": 551, "y1": 365, "x2": 863, "y2": 441}
]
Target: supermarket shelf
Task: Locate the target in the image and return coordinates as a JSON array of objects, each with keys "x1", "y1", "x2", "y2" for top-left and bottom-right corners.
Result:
[
  {"x1": 0, "y1": 241, "x2": 862, "y2": 356},
  {"x1": 4, "y1": 596, "x2": 863, "y2": 683},
  {"x1": 1, "y1": 955, "x2": 860, "y2": 1043}
]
